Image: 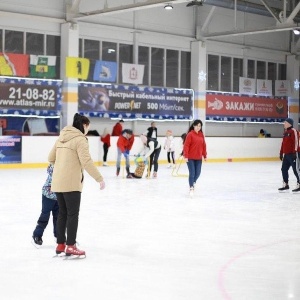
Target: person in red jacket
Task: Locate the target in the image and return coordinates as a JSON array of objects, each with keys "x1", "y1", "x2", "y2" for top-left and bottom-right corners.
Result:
[
  {"x1": 100, "y1": 128, "x2": 111, "y2": 166},
  {"x1": 112, "y1": 119, "x2": 124, "y2": 136},
  {"x1": 278, "y1": 117, "x2": 300, "y2": 192},
  {"x1": 183, "y1": 119, "x2": 207, "y2": 197},
  {"x1": 116, "y1": 129, "x2": 134, "y2": 178}
]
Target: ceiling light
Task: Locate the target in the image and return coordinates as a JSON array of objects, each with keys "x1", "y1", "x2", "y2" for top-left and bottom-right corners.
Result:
[
  {"x1": 164, "y1": 4, "x2": 173, "y2": 10},
  {"x1": 293, "y1": 29, "x2": 300, "y2": 35}
]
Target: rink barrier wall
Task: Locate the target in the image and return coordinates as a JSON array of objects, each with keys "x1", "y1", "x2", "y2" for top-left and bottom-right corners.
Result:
[{"x1": 0, "y1": 136, "x2": 281, "y2": 169}]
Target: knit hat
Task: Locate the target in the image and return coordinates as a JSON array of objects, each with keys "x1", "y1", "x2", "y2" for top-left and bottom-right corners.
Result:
[{"x1": 285, "y1": 117, "x2": 294, "y2": 127}]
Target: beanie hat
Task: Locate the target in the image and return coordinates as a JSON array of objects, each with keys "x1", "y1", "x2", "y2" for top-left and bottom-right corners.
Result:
[{"x1": 285, "y1": 117, "x2": 294, "y2": 127}]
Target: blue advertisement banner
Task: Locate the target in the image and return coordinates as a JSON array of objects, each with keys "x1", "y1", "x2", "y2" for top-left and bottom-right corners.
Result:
[
  {"x1": 0, "y1": 136, "x2": 22, "y2": 164},
  {"x1": 0, "y1": 76, "x2": 62, "y2": 117},
  {"x1": 78, "y1": 82, "x2": 194, "y2": 120}
]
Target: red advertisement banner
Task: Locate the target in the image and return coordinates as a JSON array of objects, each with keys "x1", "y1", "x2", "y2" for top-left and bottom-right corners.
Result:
[{"x1": 206, "y1": 94, "x2": 287, "y2": 118}]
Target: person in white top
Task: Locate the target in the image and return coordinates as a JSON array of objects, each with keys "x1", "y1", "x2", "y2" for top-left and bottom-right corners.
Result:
[
  {"x1": 164, "y1": 130, "x2": 175, "y2": 168},
  {"x1": 139, "y1": 134, "x2": 161, "y2": 178}
]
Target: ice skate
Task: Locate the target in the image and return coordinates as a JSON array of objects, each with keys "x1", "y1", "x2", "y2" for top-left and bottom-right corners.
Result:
[
  {"x1": 103, "y1": 162, "x2": 108, "y2": 166},
  {"x1": 55, "y1": 243, "x2": 66, "y2": 255},
  {"x1": 167, "y1": 164, "x2": 171, "y2": 168},
  {"x1": 65, "y1": 244, "x2": 86, "y2": 259},
  {"x1": 126, "y1": 173, "x2": 133, "y2": 179},
  {"x1": 32, "y1": 236, "x2": 43, "y2": 248},
  {"x1": 116, "y1": 167, "x2": 120, "y2": 176},
  {"x1": 278, "y1": 182, "x2": 289, "y2": 192},
  {"x1": 153, "y1": 172, "x2": 157, "y2": 178},
  {"x1": 292, "y1": 183, "x2": 300, "y2": 193},
  {"x1": 189, "y1": 187, "x2": 194, "y2": 198}
]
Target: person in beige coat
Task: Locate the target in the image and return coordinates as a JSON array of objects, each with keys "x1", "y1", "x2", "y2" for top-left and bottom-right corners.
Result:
[{"x1": 48, "y1": 113, "x2": 105, "y2": 257}]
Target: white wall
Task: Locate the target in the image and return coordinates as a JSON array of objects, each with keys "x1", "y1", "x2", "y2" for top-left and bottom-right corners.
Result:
[{"x1": 19, "y1": 136, "x2": 281, "y2": 166}]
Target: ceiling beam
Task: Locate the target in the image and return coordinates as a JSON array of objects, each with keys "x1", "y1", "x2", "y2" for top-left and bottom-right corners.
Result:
[
  {"x1": 259, "y1": 0, "x2": 280, "y2": 23},
  {"x1": 203, "y1": 23, "x2": 299, "y2": 39}
]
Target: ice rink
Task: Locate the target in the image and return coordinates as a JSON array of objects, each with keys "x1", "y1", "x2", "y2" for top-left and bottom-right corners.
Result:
[{"x1": 1, "y1": 161, "x2": 300, "y2": 300}]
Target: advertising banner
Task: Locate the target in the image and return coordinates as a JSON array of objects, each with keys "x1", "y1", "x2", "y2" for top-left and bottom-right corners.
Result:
[
  {"x1": 239, "y1": 77, "x2": 256, "y2": 95},
  {"x1": 0, "y1": 76, "x2": 62, "y2": 116},
  {"x1": 206, "y1": 93, "x2": 287, "y2": 121},
  {"x1": 275, "y1": 80, "x2": 290, "y2": 97},
  {"x1": 78, "y1": 82, "x2": 194, "y2": 120},
  {"x1": 256, "y1": 79, "x2": 272, "y2": 96},
  {"x1": 0, "y1": 136, "x2": 22, "y2": 164}
]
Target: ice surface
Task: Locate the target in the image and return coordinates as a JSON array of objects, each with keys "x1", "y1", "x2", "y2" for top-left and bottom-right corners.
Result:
[{"x1": 1, "y1": 161, "x2": 300, "y2": 300}]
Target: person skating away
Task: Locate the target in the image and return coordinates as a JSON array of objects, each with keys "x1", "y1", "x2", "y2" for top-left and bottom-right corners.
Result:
[
  {"x1": 100, "y1": 127, "x2": 111, "y2": 166},
  {"x1": 49, "y1": 113, "x2": 105, "y2": 258},
  {"x1": 140, "y1": 134, "x2": 161, "y2": 178},
  {"x1": 183, "y1": 119, "x2": 207, "y2": 197},
  {"x1": 278, "y1": 117, "x2": 300, "y2": 192},
  {"x1": 116, "y1": 129, "x2": 134, "y2": 178},
  {"x1": 164, "y1": 130, "x2": 176, "y2": 168},
  {"x1": 144, "y1": 121, "x2": 158, "y2": 140},
  {"x1": 32, "y1": 164, "x2": 59, "y2": 248},
  {"x1": 112, "y1": 119, "x2": 124, "y2": 136}
]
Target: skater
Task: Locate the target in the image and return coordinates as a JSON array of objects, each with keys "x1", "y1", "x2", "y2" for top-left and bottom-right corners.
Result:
[
  {"x1": 112, "y1": 119, "x2": 124, "y2": 136},
  {"x1": 140, "y1": 134, "x2": 161, "y2": 178},
  {"x1": 48, "y1": 113, "x2": 105, "y2": 257},
  {"x1": 183, "y1": 119, "x2": 207, "y2": 197},
  {"x1": 145, "y1": 121, "x2": 158, "y2": 140},
  {"x1": 116, "y1": 129, "x2": 134, "y2": 178},
  {"x1": 32, "y1": 164, "x2": 59, "y2": 247},
  {"x1": 278, "y1": 118, "x2": 300, "y2": 192},
  {"x1": 164, "y1": 130, "x2": 175, "y2": 168},
  {"x1": 100, "y1": 127, "x2": 111, "y2": 166}
]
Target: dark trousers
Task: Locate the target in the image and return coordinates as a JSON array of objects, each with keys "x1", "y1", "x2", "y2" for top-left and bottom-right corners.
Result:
[
  {"x1": 149, "y1": 147, "x2": 161, "y2": 172},
  {"x1": 56, "y1": 192, "x2": 81, "y2": 245},
  {"x1": 103, "y1": 143, "x2": 109, "y2": 162},
  {"x1": 187, "y1": 159, "x2": 202, "y2": 188},
  {"x1": 281, "y1": 153, "x2": 300, "y2": 184},
  {"x1": 33, "y1": 195, "x2": 59, "y2": 238},
  {"x1": 167, "y1": 151, "x2": 175, "y2": 164}
]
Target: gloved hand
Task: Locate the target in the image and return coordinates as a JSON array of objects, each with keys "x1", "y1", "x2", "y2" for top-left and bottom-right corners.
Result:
[
  {"x1": 125, "y1": 150, "x2": 130, "y2": 155},
  {"x1": 99, "y1": 180, "x2": 105, "y2": 190},
  {"x1": 279, "y1": 154, "x2": 283, "y2": 161},
  {"x1": 123, "y1": 151, "x2": 129, "y2": 159},
  {"x1": 142, "y1": 156, "x2": 148, "y2": 165},
  {"x1": 292, "y1": 153, "x2": 297, "y2": 160}
]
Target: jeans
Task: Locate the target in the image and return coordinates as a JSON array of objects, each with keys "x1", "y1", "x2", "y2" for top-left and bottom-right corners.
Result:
[
  {"x1": 33, "y1": 195, "x2": 59, "y2": 238},
  {"x1": 116, "y1": 147, "x2": 130, "y2": 169},
  {"x1": 149, "y1": 147, "x2": 161, "y2": 172},
  {"x1": 187, "y1": 159, "x2": 202, "y2": 188},
  {"x1": 55, "y1": 192, "x2": 81, "y2": 245}
]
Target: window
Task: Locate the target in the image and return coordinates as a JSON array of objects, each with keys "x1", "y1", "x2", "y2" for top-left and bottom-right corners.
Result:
[
  {"x1": 166, "y1": 49, "x2": 179, "y2": 88},
  {"x1": 221, "y1": 56, "x2": 231, "y2": 92},
  {"x1": 257, "y1": 61, "x2": 266, "y2": 79},
  {"x1": 268, "y1": 62, "x2": 276, "y2": 95},
  {"x1": 26, "y1": 33, "x2": 44, "y2": 55},
  {"x1": 278, "y1": 63, "x2": 286, "y2": 80},
  {"x1": 79, "y1": 38, "x2": 83, "y2": 57},
  {"x1": 207, "y1": 55, "x2": 219, "y2": 91},
  {"x1": 119, "y1": 43, "x2": 133, "y2": 84},
  {"x1": 180, "y1": 51, "x2": 191, "y2": 89},
  {"x1": 138, "y1": 46, "x2": 149, "y2": 86},
  {"x1": 102, "y1": 41, "x2": 117, "y2": 62},
  {"x1": 5, "y1": 30, "x2": 23, "y2": 53},
  {"x1": 151, "y1": 47, "x2": 164, "y2": 87},
  {"x1": 233, "y1": 58, "x2": 243, "y2": 93},
  {"x1": 84, "y1": 39, "x2": 100, "y2": 60},
  {"x1": 46, "y1": 35, "x2": 61, "y2": 80},
  {"x1": 247, "y1": 59, "x2": 255, "y2": 78},
  {"x1": 46, "y1": 35, "x2": 60, "y2": 56}
]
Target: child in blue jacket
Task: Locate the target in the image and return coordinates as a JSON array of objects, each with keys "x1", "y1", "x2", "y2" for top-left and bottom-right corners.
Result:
[{"x1": 32, "y1": 164, "x2": 59, "y2": 247}]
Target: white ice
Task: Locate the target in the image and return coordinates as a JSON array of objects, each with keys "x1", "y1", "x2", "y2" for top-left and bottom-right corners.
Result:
[{"x1": 1, "y1": 161, "x2": 300, "y2": 300}]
